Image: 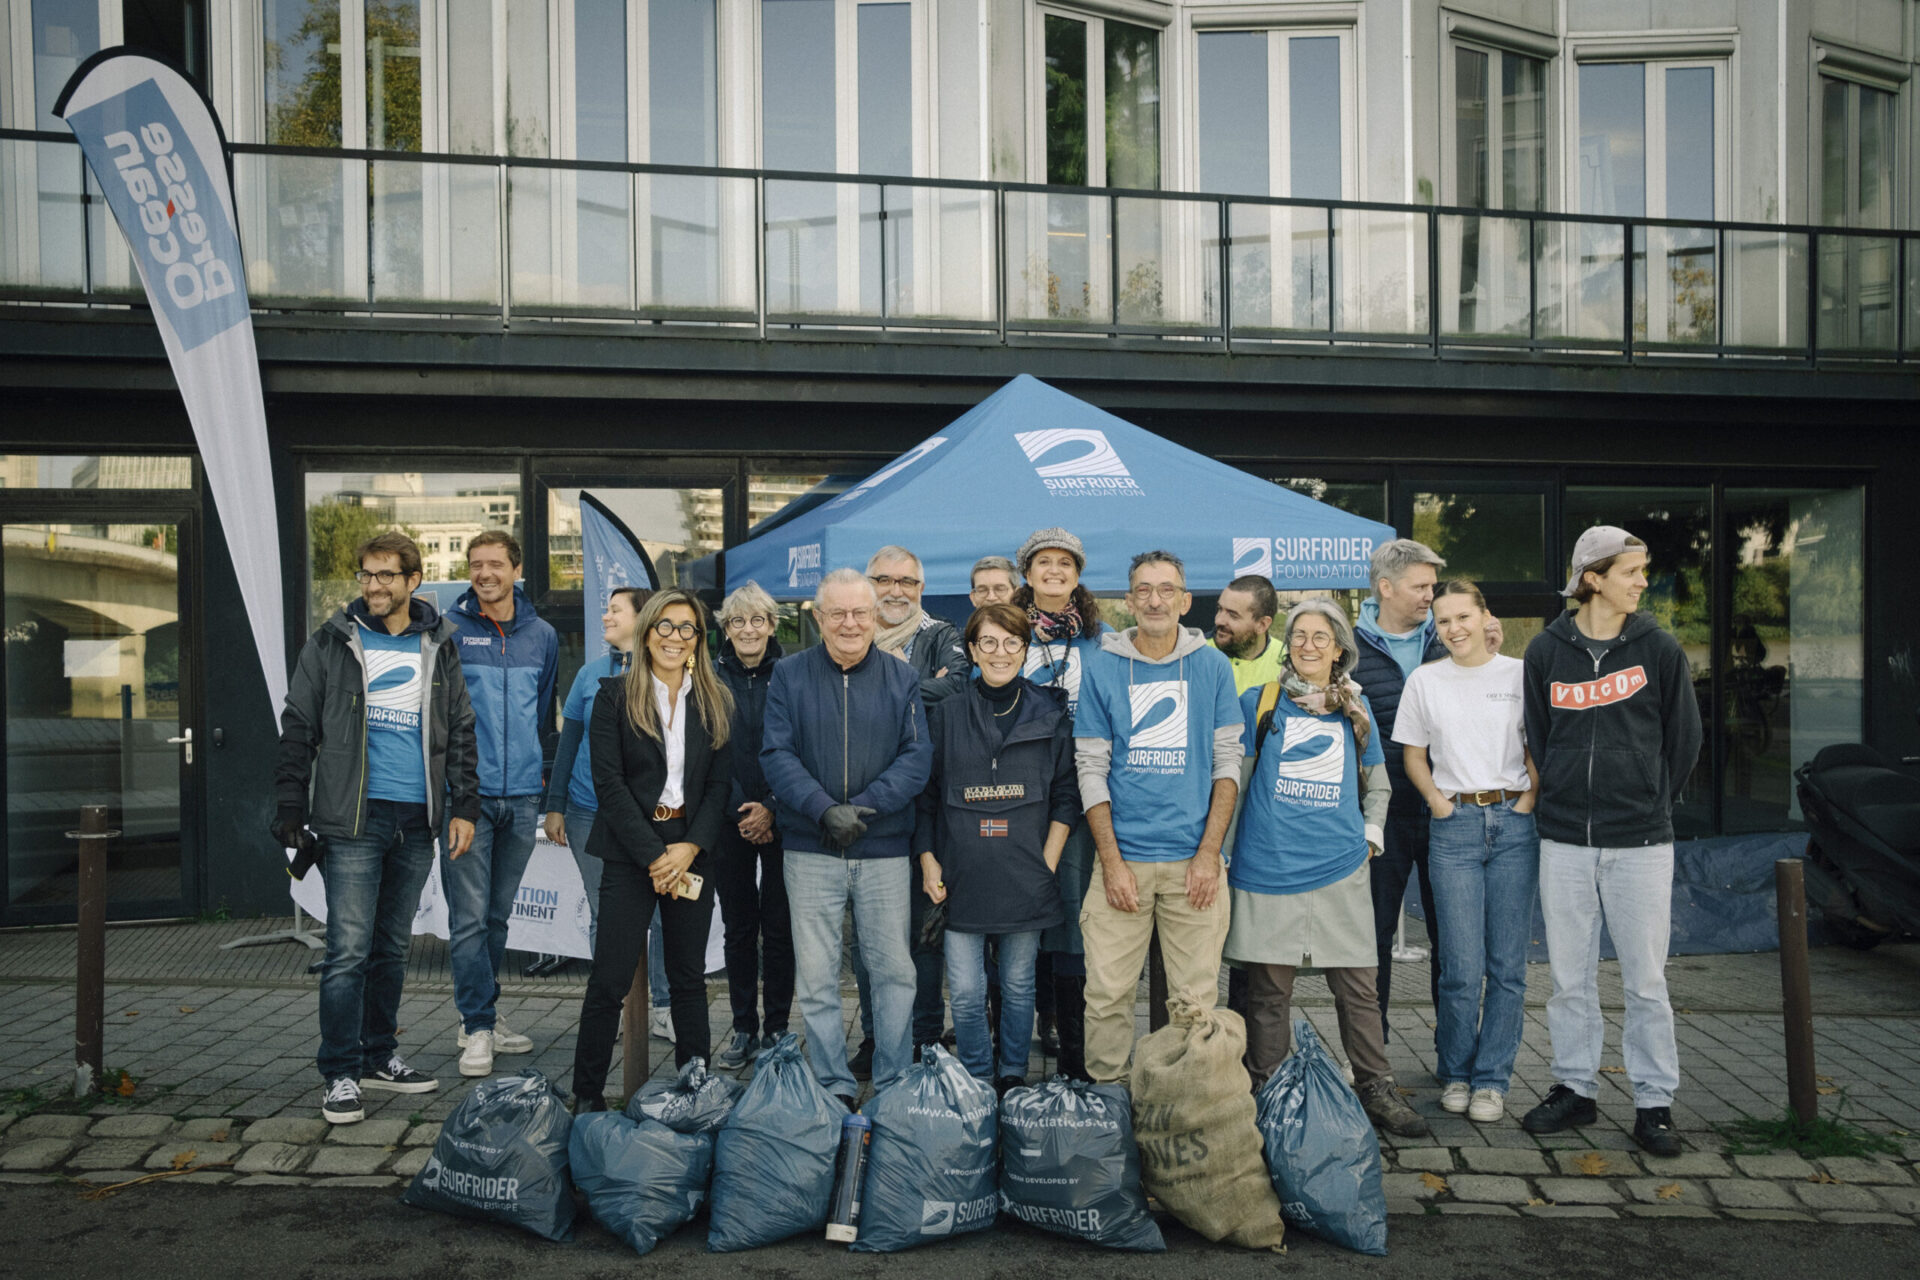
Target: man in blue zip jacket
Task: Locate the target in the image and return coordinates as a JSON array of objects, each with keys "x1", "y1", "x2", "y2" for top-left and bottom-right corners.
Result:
[
  {"x1": 445, "y1": 530, "x2": 558, "y2": 1077},
  {"x1": 761, "y1": 568, "x2": 933, "y2": 1107}
]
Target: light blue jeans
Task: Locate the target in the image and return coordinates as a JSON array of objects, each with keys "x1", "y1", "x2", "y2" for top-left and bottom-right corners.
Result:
[
  {"x1": 443, "y1": 794, "x2": 540, "y2": 1033},
  {"x1": 945, "y1": 928, "x2": 1040, "y2": 1082},
  {"x1": 566, "y1": 806, "x2": 666, "y2": 1003},
  {"x1": 1539, "y1": 838, "x2": 1680, "y2": 1108},
  {"x1": 785, "y1": 852, "x2": 913, "y2": 1097},
  {"x1": 1428, "y1": 800, "x2": 1538, "y2": 1091}
]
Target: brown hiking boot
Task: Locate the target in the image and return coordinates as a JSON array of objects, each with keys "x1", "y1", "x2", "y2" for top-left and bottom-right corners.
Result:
[{"x1": 1359, "y1": 1075, "x2": 1432, "y2": 1140}]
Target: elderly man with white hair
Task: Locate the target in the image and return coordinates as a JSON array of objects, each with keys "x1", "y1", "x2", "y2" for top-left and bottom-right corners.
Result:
[{"x1": 761, "y1": 568, "x2": 933, "y2": 1107}]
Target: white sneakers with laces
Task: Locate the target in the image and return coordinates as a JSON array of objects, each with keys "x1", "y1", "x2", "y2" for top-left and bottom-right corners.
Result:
[
  {"x1": 1440, "y1": 1081, "x2": 1472, "y2": 1114},
  {"x1": 458, "y1": 1020, "x2": 533, "y2": 1055},
  {"x1": 648, "y1": 1007, "x2": 675, "y2": 1043},
  {"x1": 459, "y1": 1028, "x2": 495, "y2": 1077},
  {"x1": 1468, "y1": 1088, "x2": 1506, "y2": 1123}
]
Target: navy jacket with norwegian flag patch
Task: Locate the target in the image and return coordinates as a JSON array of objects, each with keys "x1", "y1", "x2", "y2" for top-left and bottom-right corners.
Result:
[{"x1": 1522, "y1": 611, "x2": 1703, "y2": 848}]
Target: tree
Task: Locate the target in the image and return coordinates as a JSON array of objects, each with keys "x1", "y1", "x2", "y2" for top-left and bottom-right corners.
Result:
[{"x1": 307, "y1": 499, "x2": 419, "y2": 622}]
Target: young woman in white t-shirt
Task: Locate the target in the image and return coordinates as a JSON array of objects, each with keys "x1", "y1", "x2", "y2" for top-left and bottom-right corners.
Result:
[{"x1": 1392, "y1": 580, "x2": 1539, "y2": 1125}]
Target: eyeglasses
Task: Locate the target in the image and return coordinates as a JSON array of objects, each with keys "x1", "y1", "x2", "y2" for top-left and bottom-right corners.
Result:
[
  {"x1": 823, "y1": 608, "x2": 874, "y2": 625},
  {"x1": 869, "y1": 574, "x2": 922, "y2": 591},
  {"x1": 972, "y1": 636, "x2": 1027, "y2": 655},
  {"x1": 1129, "y1": 583, "x2": 1185, "y2": 603},
  {"x1": 354, "y1": 569, "x2": 406, "y2": 585},
  {"x1": 724, "y1": 614, "x2": 772, "y2": 631},
  {"x1": 1288, "y1": 630, "x2": 1338, "y2": 650},
  {"x1": 970, "y1": 584, "x2": 1014, "y2": 601},
  {"x1": 652, "y1": 620, "x2": 701, "y2": 641}
]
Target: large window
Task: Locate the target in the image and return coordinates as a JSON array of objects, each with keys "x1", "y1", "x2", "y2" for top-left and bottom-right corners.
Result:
[
  {"x1": 1446, "y1": 42, "x2": 1547, "y2": 335},
  {"x1": 1817, "y1": 75, "x2": 1898, "y2": 349}
]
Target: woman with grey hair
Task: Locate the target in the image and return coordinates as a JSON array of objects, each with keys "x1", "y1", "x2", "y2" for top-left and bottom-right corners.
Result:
[
  {"x1": 711, "y1": 580, "x2": 793, "y2": 1070},
  {"x1": 1224, "y1": 598, "x2": 1431, "y2": 1139}
]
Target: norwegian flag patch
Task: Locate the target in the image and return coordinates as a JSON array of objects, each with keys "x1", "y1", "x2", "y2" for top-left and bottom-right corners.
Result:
[{"x1": 979, "y1": 819, "x2": 1009, "y2": 838}]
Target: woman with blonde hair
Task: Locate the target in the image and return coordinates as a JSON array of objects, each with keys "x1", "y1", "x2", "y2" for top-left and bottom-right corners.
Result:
[{"x1": 570, "y1": 588, "x2": 734, "y2": 1109}]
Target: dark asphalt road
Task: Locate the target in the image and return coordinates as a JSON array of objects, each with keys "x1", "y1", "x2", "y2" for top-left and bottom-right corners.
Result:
[{"x1": 3, "y1": 1187, "x2": 1910, "y2": 1279}]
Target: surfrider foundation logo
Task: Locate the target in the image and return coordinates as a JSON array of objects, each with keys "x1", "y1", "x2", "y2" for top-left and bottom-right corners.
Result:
[
  {"x1": 1273, "y1": 719, "x2": 1344, "y2": 807},
  {"x1": 1231, "y1": 535, "x2": 1378, "y2": 582},
  {"x1": 1015, "y1": 428, "x2": 1145, "y2": 497},
  {"x1": 1126, "y1": 679, "x2": 1188, "y2": 771},
  {"x1": 786, "y1": 543, "x2": 822, "y2": 589},
  {"x1": 1233, "y1": 538, "x2": 1273, "y2": 579}
]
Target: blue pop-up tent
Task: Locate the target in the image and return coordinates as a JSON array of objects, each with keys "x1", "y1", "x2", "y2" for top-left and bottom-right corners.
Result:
[{"x1": 723, "y1": 375, "x2": 1395, "y2": 597}]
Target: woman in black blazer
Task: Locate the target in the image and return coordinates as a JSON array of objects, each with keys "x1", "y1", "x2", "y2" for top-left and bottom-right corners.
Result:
[{"x1": 571, "y1": 588, "x2": 733, "y2": 1108}]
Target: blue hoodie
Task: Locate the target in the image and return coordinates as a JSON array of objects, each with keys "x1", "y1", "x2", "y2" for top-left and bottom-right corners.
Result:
[{"x1": 449, "y1": 584, "x2": 558, "y2": 797}]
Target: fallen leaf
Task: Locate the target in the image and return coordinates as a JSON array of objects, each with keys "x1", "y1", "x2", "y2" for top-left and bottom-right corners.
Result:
[
  {"x1": 1397, "y1": 1087, "x2": 1415, "y2": 1096},
  {"x1": 114, "y1": 1071, "x2": 136, "y2": 1097},
  {"x1": 1815, "y1": 1075, "x2": 1834, "y2": 1083},
  {"x1": 1419, "y1": 1172, "x2": 1448, "y2": 1194},
  {"x1": 1599, "y1": 1065, "x2": 1627, "y2": 1074},
  {"x1": 1808, "y1": 1172, "x2": 1842, "y2": 1185},
  {"x1": 170, "y1": 1149, "x2": 198, "y2": 1170},
  {"x1": 209, "y1": 1128, "x2": 229, "y2": 1143},
  {"x1": 178, "y1": 1006, "x2": 195, "y2": 1015},
  {"x1": 1573, "y1": 1152, "x2": 1612, "y2": 1176},
  {"x1": 1817, "y1": 1086, "x2": 1839, "y2": 1096},
  {"x1": 1526, "y1": 1197, "x2": 1546, "y2": 1206},
  {"x1": 123, "y1": 1010, "x2": 141, "y2": 1018},
  {"x1": 1656, "y1": 1183, "x2": 1683, "y2": 1200},
  {"x1": 1677, "y1": 1008, "x2": 1692, "y2": 1015},
  {"x1": 1894, "y1": 1130, "x2": 1911, "y2": 1138}
]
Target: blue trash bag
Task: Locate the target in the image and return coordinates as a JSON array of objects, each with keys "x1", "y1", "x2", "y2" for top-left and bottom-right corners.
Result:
[
  {"x1": 852, "y1": 1044, "x2": 999, "y2": 1252},
  {"x1": 628, "y1": 1057, "x2": 741, "y2": 1134},
  {"x1": 1254, "y1": 1019, "x2": 1388, "y2": 1255},
  {"x1": 402, "y1": 1070, "x2": 575, "y2": 1242},
  {"x1": 998, "y1": 1077, "x2": 1165, "y2": 1252},
  {"x1": 569, "y1": 1110, "x2": 713, "y2": 1256},
  {"x1": 707, "y1": 1032, "x2": 844, "y2": 1251}
]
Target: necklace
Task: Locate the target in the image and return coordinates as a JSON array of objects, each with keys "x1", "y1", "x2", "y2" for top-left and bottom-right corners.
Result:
[{"x1": 993, "y1": 687, "x2": 1023, "y2": 717}]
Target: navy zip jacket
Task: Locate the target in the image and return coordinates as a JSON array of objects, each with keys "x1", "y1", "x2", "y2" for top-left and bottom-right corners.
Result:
[
  {"x1": 1523, "y1": 611, "x2": 1703, "y2": 848},
  {"x1": 1351, "y1": 615, "x2": 1447, "y2": 817},
  {"x1": 913, "y1": 677, "x2": 1077, "y2": 935},
  {"x1": 717, "y1": 635, "x2": 784, "y2": 813},
  {"x1": 448, "y1": 584, "x2": 558, "y2": 797},
  {"x1": 761, "y1": 642, "x2": 932, "y2": 859}
]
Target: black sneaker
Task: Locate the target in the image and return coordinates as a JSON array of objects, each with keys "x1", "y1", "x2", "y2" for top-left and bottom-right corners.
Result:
[
  {"x1": 362, "y1": 1055, "x2": 439, "y2": 1093},
  {"x1": 570, "y1": 1093, "x2": 607, "y2": 1116},
  {"x1": 1633, "y1": 1106, "x2": 1683, "y2": 1157},
  {"x1": 835, "y1": 1094, "x2": 859, "y2": 1114},
  {"x1": 717, "y1": 1029, "x2": 757, "y2": 1070},
  {"x1": 1520, "y1": 1084, "x2": 1598, "y2": 1134},
  {"x1": 994, "y1": 1075, "x2": 1026, "y2": 1099},
  {"x1": 849, "y1": 1039, "x2": 874, "y2": 1081},
  {"x1": 322, "y1": 1076, "x2": 364, "y2": 1125}
]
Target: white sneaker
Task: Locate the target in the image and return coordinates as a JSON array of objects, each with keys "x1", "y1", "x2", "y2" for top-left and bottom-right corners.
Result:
[
  {"x1": 459, "y1": 1028, "x2": 495, "y2": 1077},
  {"x1": 1468, "y1": 1088, "x2": 1506, "y2": 1123},
  {"x1": 460, "y1": 1021, "x2": 533, "y2": 1055},
  {"x1": 648, "y1": 1007, "x2": 675, "y2": 1042},
  {"x1": 1440, "y1": 1081, "x2": 1472, "y2": 1114}
]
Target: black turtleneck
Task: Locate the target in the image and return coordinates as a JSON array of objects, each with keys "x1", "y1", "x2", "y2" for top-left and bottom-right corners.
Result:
[{"x1": 976, "y1": 675, "x2": 1022, "y2": 751}]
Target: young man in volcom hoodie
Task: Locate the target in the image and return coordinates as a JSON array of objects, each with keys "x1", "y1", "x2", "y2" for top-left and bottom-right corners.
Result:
[
  {"x1": 1073, "y1": 550, "x2": 1244, "y2": 1083},
  {"x1": 1519, "y1": 527, "x2": 1702, "y2": 1158}
]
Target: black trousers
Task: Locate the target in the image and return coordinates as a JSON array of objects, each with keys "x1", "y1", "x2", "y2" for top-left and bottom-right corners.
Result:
[
  {"x1": 572, "y1": 821, "x2": 714, "y2": 1101},
  {"x1": 1368, "y1": 808, "x2": 1443, "y2": 1042},
  {"x1": 712, "y1": 825, "x2": 794, "y2": 1035}
]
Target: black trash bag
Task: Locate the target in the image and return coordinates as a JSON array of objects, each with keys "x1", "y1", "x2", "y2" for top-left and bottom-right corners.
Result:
[
  {"x1": 402, "y1": 1070, "x2": 575, "y2": 1242},
  {"x1": 628, "y1": 1057, "x2": 741, "y2": 1134},
  {"x1": 852, "y1": 1043, "x2": 998, "y2": 1252},
  {"x1": 1255, "y1": 1019, "x2": 1388, "y2": 1256},
  {"x1": 707, "y1": 1031, "x2": 844, "y2": 1251},
  {"x1": 998, "y1": 1077, "x2": 1165, "y2": 1252},
  {"x1": 569, "y1": 1111, "x2": 713, "y2": 1256}
]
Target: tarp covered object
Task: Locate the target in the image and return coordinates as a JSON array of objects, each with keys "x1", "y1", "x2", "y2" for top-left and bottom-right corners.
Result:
[{"x1": 723, "y1": 375, "x2": 1395, "y2": 597}]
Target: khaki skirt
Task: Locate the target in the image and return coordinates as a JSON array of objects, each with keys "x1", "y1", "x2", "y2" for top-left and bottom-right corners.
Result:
[{"x1": 1222, "y1": 858, "x2": 1377, "y2": 969}]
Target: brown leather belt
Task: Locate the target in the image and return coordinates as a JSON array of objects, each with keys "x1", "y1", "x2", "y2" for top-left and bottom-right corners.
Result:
[
  {"x1": 1451, "y1": 789, "x2": 1527, "y2": 807},
  {"x1": 652, "y1": 804, "x2": 686, "y2": 821}
]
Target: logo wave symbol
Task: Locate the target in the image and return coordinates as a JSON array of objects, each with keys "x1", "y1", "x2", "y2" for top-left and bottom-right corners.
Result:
[
  {"x1": 828, "y1": 436, "x2": 948, "y2": 507},
  {"x1": 1233, "y1": 537, "x2": 1272, "y2": 579},
  {"x1": 1014, "y1": 428, "x2": 1131, "y2": 478},
  {"x1": 365, "y1": 649, "x2": 422, "y2": 709},
  {"x1": 920, "y1": 1199, "x2": 956, "y2": 1235},
  {"x1": 1128, "y1": 679, "x2": 1188, "y2": 749},
  {"x1": 1276, "y1": 719, "x2": 1345, "y2": 783}
]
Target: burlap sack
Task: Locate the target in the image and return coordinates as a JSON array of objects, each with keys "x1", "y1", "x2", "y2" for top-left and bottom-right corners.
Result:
[{"x1": 1129, "y1": 995, "x2": 1287, "y2": 1250}]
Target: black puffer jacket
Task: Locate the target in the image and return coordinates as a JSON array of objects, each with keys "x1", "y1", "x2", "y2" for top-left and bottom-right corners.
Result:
[
  {"x1": 1351, "y1": 616, "x2": 1447, "y2": 817},
  {"x1": 717, "y1": 635, "x2": 783, "y2": 813}
]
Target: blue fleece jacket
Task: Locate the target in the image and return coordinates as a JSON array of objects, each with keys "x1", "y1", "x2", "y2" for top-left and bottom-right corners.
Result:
[{"x1": 448, "y1": 584, "x2": 558, "y2": 797}]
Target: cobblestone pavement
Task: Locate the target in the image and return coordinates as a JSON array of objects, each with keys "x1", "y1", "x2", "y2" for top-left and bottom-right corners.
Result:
[{"x1": 3, "y1": 919, "x2": 1917, "y2": 1227}]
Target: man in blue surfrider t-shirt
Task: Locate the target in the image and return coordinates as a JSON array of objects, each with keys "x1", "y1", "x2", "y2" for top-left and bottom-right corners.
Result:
[{"x1": 1073, "y1": 550, "x2": 1244, "y2": 1084}]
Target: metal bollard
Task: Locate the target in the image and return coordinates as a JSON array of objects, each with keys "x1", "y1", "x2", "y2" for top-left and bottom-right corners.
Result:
[
  {"x1": 622, "y1": 953, "x2": 651, "y2": 1099},
  {"x1": 67, "y1": 805, "x2": 119, "y2": 1097},
  {"x1": 1775, "y1": 859, "x2": 1818, "y2": 1124}
]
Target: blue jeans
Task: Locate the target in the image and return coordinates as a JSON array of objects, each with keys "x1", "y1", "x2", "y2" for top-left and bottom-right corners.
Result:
[
  {"x1": 786, "y1": 852, "x2": 913, "y2": 1097},
  {"x1": 444, "y1": 794, "x2": 540, "y2": 1033},
  {"x1": 317, "y1": 801, "x2": 435, "y2": 1081},
  {"x1": 946, "y1": 929, "x2": 1040, "y2": 1081},
  {"x1": 1540, "y1": 838, "x2": 1680, "y2": 1107},
  {"x1": 851, "y1": 880, "x2": 946, "y2": 1046},
  {"x1": 564, "y1": 806, "x2": 664, "y2": 999},
  {"x1": 1428, "y1": 800, "x2": 1539, "y2": 1091}
]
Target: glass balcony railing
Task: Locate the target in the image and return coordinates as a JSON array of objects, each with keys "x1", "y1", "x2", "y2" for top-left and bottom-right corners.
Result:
[{"x1": 4, "y1": 128, "x2": 1916, "y2": 365}]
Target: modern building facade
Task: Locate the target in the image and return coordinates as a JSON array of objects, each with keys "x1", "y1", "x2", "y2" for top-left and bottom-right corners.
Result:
[{"x1": 1, "y1": 0, "x2": 1915, "y2": 922}]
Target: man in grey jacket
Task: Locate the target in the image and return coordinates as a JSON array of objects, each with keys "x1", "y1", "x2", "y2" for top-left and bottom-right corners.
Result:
[{"x1": 274, "y1": 531, "x2": 479, "y2": 1126}]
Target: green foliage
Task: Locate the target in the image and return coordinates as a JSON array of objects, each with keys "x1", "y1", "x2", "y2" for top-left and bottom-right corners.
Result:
[
  {"x1": 267, "y1": 0, "x2": 422, "y2": 152},
  {"x1": 307, "y1": 499, "x2": 419, "y2": 622},
  {"x1": 1721, "y1": 1105, "x2": 1901, "y2": 1159},
  {"x1": 193, "y1": 900, "x2": 232, "y2": 924}
]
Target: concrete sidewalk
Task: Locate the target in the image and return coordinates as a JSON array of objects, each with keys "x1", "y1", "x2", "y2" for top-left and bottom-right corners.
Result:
[{"x1": 3, "y1": 918, "x2": 1918, "y2": 1225}]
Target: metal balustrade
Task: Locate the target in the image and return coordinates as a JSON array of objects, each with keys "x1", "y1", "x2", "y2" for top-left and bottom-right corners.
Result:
[{"x1": 3, "y1": 128, "x2": 1915, "y2": 364}]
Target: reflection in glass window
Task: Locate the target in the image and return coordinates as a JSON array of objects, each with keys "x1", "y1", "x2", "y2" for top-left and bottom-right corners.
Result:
[
  {"x1": 447, "y1": 0, "x2": 493, "y2": 154},
  {"x1": 32, "y1": 0, "x2": 99, "y2": 127},
  {"x1": 1412, "y1": 491, "x2": 1544, "y2": 584},
  {"x1": 1577, "y1": 62, "x2": 1645, "y2": 216},
  {"x1": 652, "y1": 0, "x2": 718, "y2": 165},
  {"x1": 1288, "y1": 36, "x2": 1339, "y2": 200},
  {"x1": 1105, "y1": 21, "x2": 1159, "y2": 190},
  {"x1": 547, "y1": 487, "x2": 724, "y2": 591},
  {"x1": 1044, "y1": 14, "x2": 1089, "y2": 186},
  {"x1": 1276, "y1": 478, "x2": 1386, "y2": 524},
  {"x1": 265, "y1": 0, "x2": 342, "y2": 146},
  {"x1": 1664, "y1": 68, "x2": 1714, "y2": 222},
  {"x1": 304, "y1": 470, "x2": 522, "y2": 632},
  {"x1": 858, "y1": 4, "x2": 912, "y2": 175},
  {"x1": 1817, "y1": 77, "x2": 1896, "y2": 350},
  {"x1": 0, "y1": 456, "x2": 192, "y2": 490},
  {"x1": 1722, "y1": 488, "x2": 1864, "y2": 833},
  {"x1": 367, "y1": 0, "x2": 423, "y2": 151},
  {"x1": 764, "y1": 0, "x2": 837, "y2": 172},
  {"x1": 748, "y1": 474, "x2": 841, "y2": 529},
  {"x1": 1197, "y1": 33, "x2": 1267, "y2": 197}
]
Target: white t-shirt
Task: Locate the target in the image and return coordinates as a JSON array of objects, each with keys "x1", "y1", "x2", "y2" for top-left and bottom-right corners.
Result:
[
  {"x1": 1392, "y1": 654, "x2": 1529, "y2": 796},
  {"x1": 651, "y1": 674, "x2": 688, "y2": 809}
]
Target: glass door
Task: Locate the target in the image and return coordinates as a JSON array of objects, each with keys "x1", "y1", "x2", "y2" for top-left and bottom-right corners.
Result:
[{"x1": 3, "y1": 513, "x2": 196, "y2": 922}]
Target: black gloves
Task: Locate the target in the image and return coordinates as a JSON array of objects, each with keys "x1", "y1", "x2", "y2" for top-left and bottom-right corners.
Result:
[
  {"x1": 270, "y1": 807, "x2": 307, "y2": 852},
  {"x1": 820, "y1": 804, "x2": 876, "y2": 851}
]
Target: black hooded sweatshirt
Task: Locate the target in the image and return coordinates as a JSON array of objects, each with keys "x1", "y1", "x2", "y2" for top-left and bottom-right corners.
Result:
[{"x1": 1522, "y1": 610, "x2": 1703, "y2": 848}]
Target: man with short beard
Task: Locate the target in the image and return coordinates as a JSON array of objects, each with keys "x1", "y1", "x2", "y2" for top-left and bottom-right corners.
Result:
[{"x1": 1209, "y1": 573, "x2": 1284, "y2": 696}]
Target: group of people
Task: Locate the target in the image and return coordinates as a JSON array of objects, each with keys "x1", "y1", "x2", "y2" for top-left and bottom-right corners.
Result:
[{"x1": 276, "y1": 518, "x2": 1700, "y2": 1159}]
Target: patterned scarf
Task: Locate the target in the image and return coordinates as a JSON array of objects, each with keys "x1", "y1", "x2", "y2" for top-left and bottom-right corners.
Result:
[
  {"x1": 875, "y1": 607, "x2": 924, "y2": 657},
  {"x1": 1027, "y1": 601, "x2": 1084, "y2": 644},
  {"x1": 1281, "y1": 665, "x2": 1372, "y2": 753}
]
